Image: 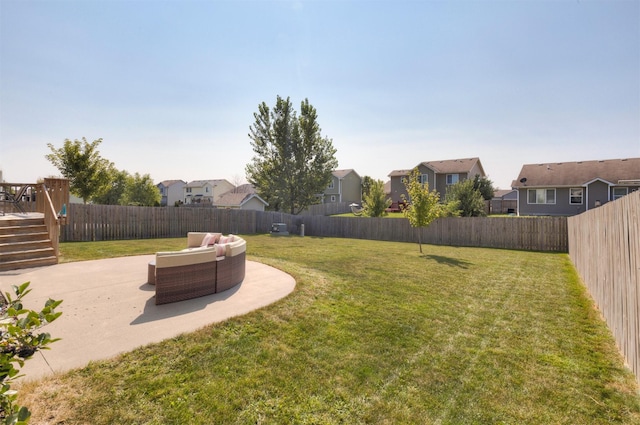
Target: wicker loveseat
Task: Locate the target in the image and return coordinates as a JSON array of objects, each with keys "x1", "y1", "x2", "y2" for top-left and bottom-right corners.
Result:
[{"x1": 152, "y1": 232, "x2": 246, "y2": 305}]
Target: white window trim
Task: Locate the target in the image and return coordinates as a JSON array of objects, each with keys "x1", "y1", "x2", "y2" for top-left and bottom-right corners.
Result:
[
  {"x1": 569, "y1": 188, "x2": 583, "y2": 205},
  {"x1": 420, "y1": 174, "x2": 428, "y2": 185},
  {"x1": 613, "y1": 187, "x2": 628, "y2": 200},
  {"x1": 527, "y1": 188, "x2": 556, "y2": 205},
  {"x1": 328, "y1": 180, "x2": 335, "y2": 190},
  {"x1": 446, "y1": 174, "x2": 459, "y2": 185},
  {"x1": 330, "y1": 195, "x2": 336, "y2": 202}
]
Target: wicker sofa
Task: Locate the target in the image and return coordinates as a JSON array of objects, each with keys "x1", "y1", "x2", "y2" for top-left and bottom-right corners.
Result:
[{"x1": 152, "y1": 232, "x2": 246, "y2": 305}]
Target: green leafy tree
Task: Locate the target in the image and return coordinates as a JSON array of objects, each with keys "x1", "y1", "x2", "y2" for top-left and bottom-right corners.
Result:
[
  {"x1": 361, "y1": 175, "x2": 376, "y2": 199},
  {"x1": 402, "y1": 168, "x2": 443, "y2": 253},
  {"x1": 92, "y1": 167, "x2": 130, "y2": 205},
  {"x1": 0, "y1": 282, "x2": 62, "y2": 424},
  {"x1": 121, "y1": 173, "x2": 161, "y2": 206},
  {"x1": 446, "y1": 178, "x2": 487, "y2": 217},
  {"x1": 362, "y1": 179, "x2": 391, "y2": 217},
  {"x1": 473, "y1": 174, "x2": 495, "y2": 200},
  {"x1": 45, "y1": 138, "x2": 113, "y2": 203},
  {"x1": 246, "y1": 96, "x2": 338, "y2": 215}
]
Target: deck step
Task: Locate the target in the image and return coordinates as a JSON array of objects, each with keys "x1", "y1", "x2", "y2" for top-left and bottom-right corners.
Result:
[
  {"x1": 0, "y1": 232, "x2": 50, "y2": 244},
  {"x1": 0, "y1": 247, "x2": 55, "y2": 263},
  {"x1": 0, "y1": 224, "x2": 48, "y2": 236},
  {"x1": 0, "y1": 239, "x2": 52, "y2": 253},
  {"x1": 0, "y1": 256, "x2": 58, "y2": 272}
]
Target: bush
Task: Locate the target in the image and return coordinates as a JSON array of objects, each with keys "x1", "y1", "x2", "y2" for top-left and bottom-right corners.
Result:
[{"x1": 0, "y1": 282, "x2": 62, "y2": 425}]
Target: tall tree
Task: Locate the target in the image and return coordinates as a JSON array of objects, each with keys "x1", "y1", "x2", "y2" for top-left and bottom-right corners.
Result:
[
  {"x1": 45, "y1": 138, "x2": 112, "y2": 203},
  {"x1": 246, "y1": 96, "x2": 338, "y2": 215},
  {"x1": 362, "y1": 178, "x2": 391, "y2": 217},
  {"x1": 445, "y1": 178, "x2": 487, "y2": 217},
  {"x1": 473, "y1": 174, "x2": 495, "y2": 200},
  {"x1": 402, "y1": 167, "x2": 443, "y2": 253}
]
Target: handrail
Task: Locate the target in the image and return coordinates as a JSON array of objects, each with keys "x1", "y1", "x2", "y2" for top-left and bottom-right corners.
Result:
[{"x1": 40, "y1": 183, "x2": 60, "y2": 261}]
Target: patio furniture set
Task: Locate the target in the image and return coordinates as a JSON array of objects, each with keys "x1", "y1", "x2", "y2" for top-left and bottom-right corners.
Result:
[{"x1": 148, "y1": 232, "x2": 246, "y2": 305}]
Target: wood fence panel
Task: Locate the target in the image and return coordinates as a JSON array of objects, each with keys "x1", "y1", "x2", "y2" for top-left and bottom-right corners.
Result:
[
  {"x1": 568, "y1": 190, "x2": 640, "y2": 387},
  {"x1": 62, "y1": 205, "x2": 568, "y2": 253}
]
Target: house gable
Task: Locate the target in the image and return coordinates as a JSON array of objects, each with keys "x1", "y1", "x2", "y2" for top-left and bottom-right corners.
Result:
[
  {"x1": 388, "y1": 157, "x2": 486, "y2": 202},
  {"x1": 158, "y1": 180, "x2": 186, "y2": 206},
  {"x1": 323, "y1": 169, "x2": 362, "y2": 204},
  {"x1": 215, "y1": 191, "x2": 268, "y2": 211}
]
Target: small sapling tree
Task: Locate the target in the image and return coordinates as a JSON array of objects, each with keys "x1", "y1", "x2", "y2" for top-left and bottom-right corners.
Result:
[
  {"x1": 402, "y1": 168, "x2": 443, "y2": 253},
  {"x1": 362, "y1": 179, "x2": 391, "y2": 217}
]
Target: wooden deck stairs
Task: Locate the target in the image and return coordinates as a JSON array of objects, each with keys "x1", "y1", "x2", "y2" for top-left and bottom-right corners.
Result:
[{"x1": 0, "y1": 217, "x2": 58, "y2": 272}]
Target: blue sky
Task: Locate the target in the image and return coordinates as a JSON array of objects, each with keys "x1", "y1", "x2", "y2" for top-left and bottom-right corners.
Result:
[{"x1": 1, "y1": 0, "x2": 638, "y2": 190}]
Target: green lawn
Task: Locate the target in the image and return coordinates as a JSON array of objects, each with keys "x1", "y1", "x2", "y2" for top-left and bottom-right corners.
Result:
[{"x1": 20, "y1": 236, "x2": 640, "y2": 424}]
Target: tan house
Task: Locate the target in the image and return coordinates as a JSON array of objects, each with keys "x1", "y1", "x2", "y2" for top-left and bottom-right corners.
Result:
[
  {"x1": 184, "y1": 179, "x2": 234, "y2": 204},
  {"x1": 214, "y1": 191, "x2": 268, "y2": 211},
  {"x1": 322, "y1": 169, "x2": 362, "y2": 204},
  {"x1": 512, "y1": 158, "x2": 640, "y2": 216},
  {"x1": 388, "y1": 157, "x2": 486, "y2": 202}
]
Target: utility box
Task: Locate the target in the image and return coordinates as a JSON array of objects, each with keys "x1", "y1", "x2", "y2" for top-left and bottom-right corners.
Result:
[{"x1": 270, "y1": 223, "x2": 289, "y2": 236}]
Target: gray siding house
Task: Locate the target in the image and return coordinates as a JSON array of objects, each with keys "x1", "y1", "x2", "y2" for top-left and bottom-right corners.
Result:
[
  {"x1": 157, "y1": 180, "x2": 186, "y2": 207},
  {"x1": 512, "y1": 158, "x2": 640, "y2": 216},
  {"x1": 323, "y1": 169, "x2": 362, "y2": 204},
  {"x1": 388, "y1": 157, "x2": 486, "y2": 202}
]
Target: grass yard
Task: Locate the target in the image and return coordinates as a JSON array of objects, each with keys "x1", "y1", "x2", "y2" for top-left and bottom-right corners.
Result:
[{"x1": 19, "y1": 235, "x2": 640, "y2": 424}]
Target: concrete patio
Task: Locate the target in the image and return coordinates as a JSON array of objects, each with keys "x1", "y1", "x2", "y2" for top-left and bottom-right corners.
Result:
[{"x1": 0, "y1": 255, "x2": 296, "y2": 380}]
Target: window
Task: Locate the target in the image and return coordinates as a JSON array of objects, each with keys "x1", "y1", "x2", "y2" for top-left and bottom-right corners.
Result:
[
  {"x1": 613, "y1": 187, "x2": 628, "y2": 200},
  {"x1": 569, "y1": 188, "x2": 583, "y2": 204},
  {"x1": 446, "y1": 174, "x2": 459, "y2": 185},
  {"x1": 527, "y1": 188, "x2": 556, "y2": 204},
  {"x1": 186, "y1": 188, "x2": 192, "y2": 193},
  {"x1": 330, "y1": 195, "x2": 336, "y2": 202},
  {"x1": 420, "y1": 174, "x2": 428, "y2": 185},
  {"x1": 205, "y1": 186, "x2": 210, "y2": 193},
  {"x1": 328, "y1": 180, "x2": 335, "y2": 189}
]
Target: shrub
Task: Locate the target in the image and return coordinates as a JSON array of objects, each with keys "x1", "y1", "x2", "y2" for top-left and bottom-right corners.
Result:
[{"x1": 0, "y1": 282, "x2": 62, "y2": 425}]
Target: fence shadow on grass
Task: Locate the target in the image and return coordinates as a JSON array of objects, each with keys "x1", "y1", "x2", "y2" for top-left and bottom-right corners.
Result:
[{"x1": 422, "y1": 254, "x2": 472, "y2": 269}]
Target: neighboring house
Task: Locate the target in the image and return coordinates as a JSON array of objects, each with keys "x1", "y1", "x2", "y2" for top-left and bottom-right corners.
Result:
[
  {"x1": 234, "y1": 183, "x2": 257, "y2": 194},
  {"x1": 490, "y1": 189, "x2": 518, "y2": 214},
  {"x1": 512, "y1": 158, "x2": 640, "y2": 216},
  {"x1": 323, "y1": 169, "x2": 362, "y2": 204},
  {"x1": 214, "y1": 191, "x2": 268, "y2": 211},
  {"x1": 184, "y1": 179, "x2": 234, "y2": 204},
  {"x1": 157, "y1": 180, "x2": 186, "y2": 206},
  {"x1": 388, "y1": 157, "x2": 486, "y2": 202}
]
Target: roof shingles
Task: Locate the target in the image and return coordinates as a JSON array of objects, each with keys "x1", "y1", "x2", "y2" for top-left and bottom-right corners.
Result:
[{"x1": 513, "y1": 158, "x2": 640, "y2": 188}]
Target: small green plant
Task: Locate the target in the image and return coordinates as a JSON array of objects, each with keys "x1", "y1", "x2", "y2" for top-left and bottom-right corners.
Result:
[
  {"x1": 362, "y1": 178, "x2": 391, "y2": 217},
  {"x1": 402, "y1": 167, "x2": 444, "y2": 252},
  {"x1": 0, "y1": 282, "x2": 62, "y2": 425}
]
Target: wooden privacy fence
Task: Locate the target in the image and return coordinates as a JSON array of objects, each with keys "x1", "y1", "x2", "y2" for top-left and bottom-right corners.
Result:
[
  {"x1": 299, "y1": 215, "x2": 567, "y2": 251},
  {"x1": 568, "y1": 190, "x2": 640, "y2": 387},
  {"x1": 62, "y1": 204, "x2": 568, "y2": 252},
  {"x1": 301, "y1": 202, "x2": 352, "y2": 216}
]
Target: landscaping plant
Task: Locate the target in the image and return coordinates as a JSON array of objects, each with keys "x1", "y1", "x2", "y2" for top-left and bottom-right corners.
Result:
[
  {"x1": 402, "y1": 167, "x2": 444, "y2": 252},
  {"x1": 0, "y1": 282, "x2": 62, "y2": 425}
]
